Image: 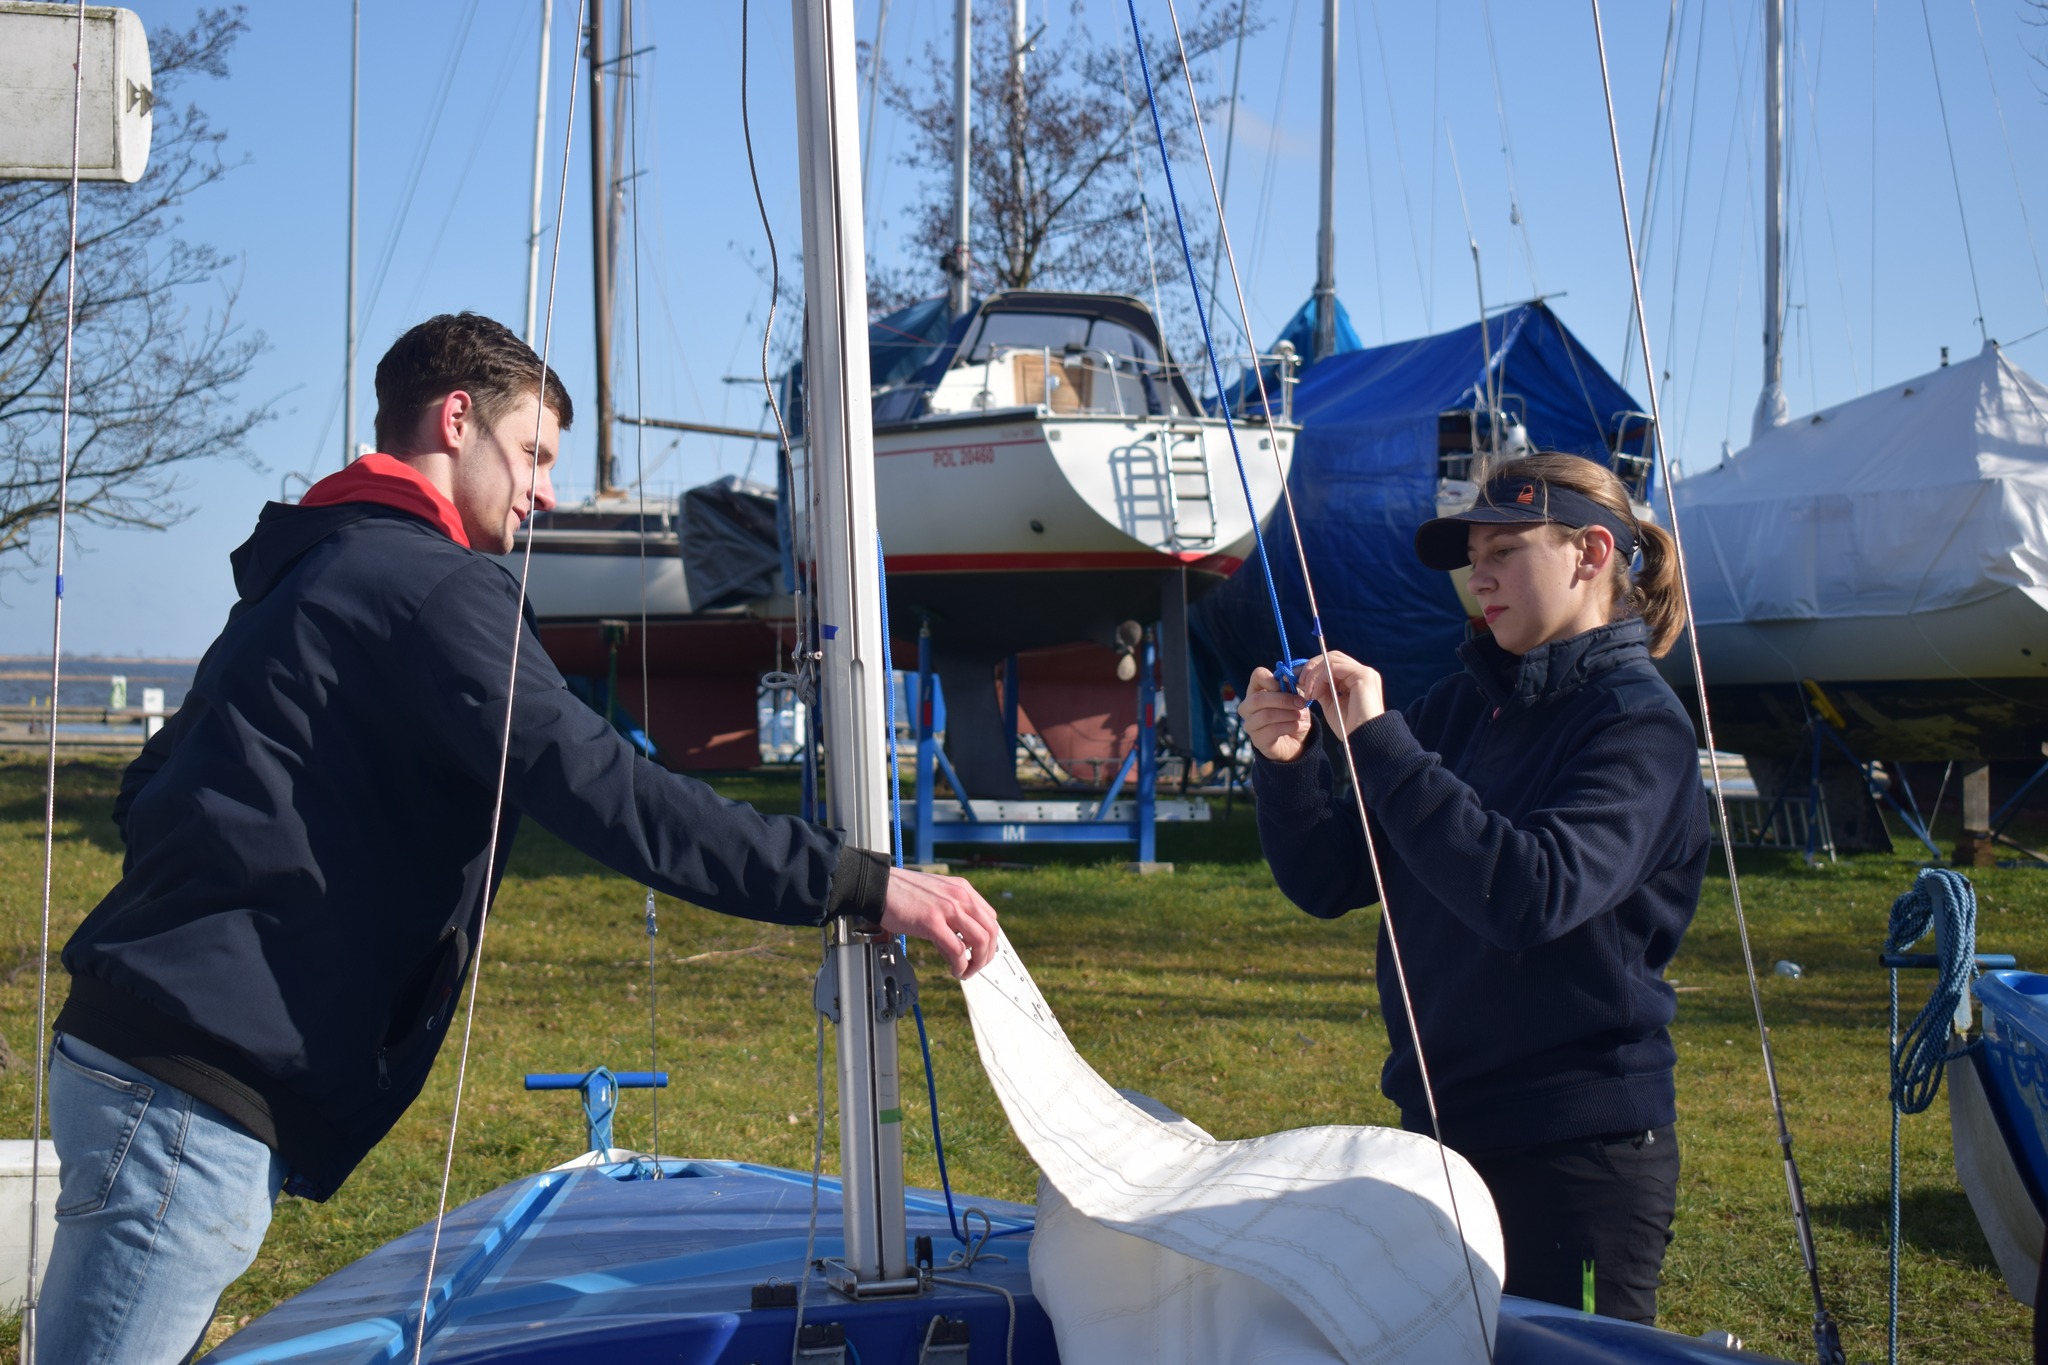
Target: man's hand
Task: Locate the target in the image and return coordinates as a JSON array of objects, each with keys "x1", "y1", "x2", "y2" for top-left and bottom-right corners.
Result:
[
  {"x1": 877, "y1": 867, "x2": 1000, "y2": 978},
  {"x1": 1241, "y1": 666, "x2": 1315, "y2": 763},
  {"x1": 1296, "y1": 651, "x2": 1384, "y2": 738}
]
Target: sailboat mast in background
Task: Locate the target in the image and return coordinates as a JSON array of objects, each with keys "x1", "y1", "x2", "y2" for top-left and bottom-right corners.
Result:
[
  {"x1": 947, "y1": 0, "x2": 972, "y2": 316},
  {"x1": 1311, "y1": 0, "x2": 1337, "y2": 361},
  {"x1": 344, "y1": 0, "x2": 359, "y2": 466},
  {"x1": 1752, "y1": 0, "x2": 1787, "y2": 440},
  {"x1": 525, "y1": 0, "x2": 554, "y2": 347},
  {"x1": 587, "y1": 0, "x2": 618, "y2": 493}
]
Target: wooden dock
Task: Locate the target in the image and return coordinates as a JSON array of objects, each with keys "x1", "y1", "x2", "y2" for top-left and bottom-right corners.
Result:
[{"x1": 0, "y1": 704, "x2": 170, "y2": 752}]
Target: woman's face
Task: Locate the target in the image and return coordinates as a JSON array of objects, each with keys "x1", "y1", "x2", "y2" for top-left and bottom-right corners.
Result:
[{"x1": 1464, "y1": 522, "x2": 1616, "y2": 655}]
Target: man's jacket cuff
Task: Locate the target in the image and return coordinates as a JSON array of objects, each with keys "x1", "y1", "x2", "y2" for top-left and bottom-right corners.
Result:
[{"x1": 824, "y1": 845, "x2": 892, "y2": 924}]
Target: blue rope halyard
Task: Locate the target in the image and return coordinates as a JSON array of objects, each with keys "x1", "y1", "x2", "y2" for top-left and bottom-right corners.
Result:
[
  {"x1": 1882, "y1": 867, "x2": 1981, "y2": 1365},
  {"x1": 1119, "y1": 0, "x2": 1303, "y2": 689},
  {"x1": 878, "y1": 535, "x2": 971, "y2": 1246}
]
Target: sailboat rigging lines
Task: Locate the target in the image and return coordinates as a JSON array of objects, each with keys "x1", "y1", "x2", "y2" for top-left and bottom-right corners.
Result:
[
  {"x1": 1588, "y1": 2, "x2": 1843, "y2": 1359},
  {"x1": 24, "y1": 3, "x2": 92, "y2": 1352},
  {"x1": 1121, "y1": 0, "x2": 1497, "y2": 1355},
  {"x1": 410, "y1": 3, "x2": 590, "y2": 1359}
]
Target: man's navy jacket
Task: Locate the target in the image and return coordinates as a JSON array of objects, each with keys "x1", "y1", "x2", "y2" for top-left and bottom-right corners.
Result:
[
  {"x1": 1254, "y1": 619, "x2": 1708, "y2": 1152},
  {"x1": 59, "y1": 497, "x2": 889, "y2": 1199}
]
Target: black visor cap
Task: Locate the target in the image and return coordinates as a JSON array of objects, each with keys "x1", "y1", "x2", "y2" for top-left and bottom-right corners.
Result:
[{"x1": 1413, "y1": 476, "x2": 1639, "y2": 571}]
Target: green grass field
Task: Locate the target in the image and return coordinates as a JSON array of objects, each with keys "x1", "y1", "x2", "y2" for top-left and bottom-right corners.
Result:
[{"x1": 0, "y1": 754, "x2": 2039, "y2": 1361}]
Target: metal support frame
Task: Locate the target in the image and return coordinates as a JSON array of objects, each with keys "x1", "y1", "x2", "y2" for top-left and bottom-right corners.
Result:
[
  {"x1": 911, "y1": 627, "x2": 1163, "y2": 861},
  {"x1": 1759, "y1": 690, "x2": 1945, "y2": 863}
]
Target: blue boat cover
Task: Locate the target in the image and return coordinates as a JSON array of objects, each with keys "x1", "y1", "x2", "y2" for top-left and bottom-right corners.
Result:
[{"x1": 1191, "y1": 300, "x2": 1649, "y2": 728}]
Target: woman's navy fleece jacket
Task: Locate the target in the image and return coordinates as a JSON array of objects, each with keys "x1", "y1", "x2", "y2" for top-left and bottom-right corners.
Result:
[
  {"x1": 58, "y1": 498, "x2": 890, "y2": 1200},
  {"x1": 1253, "y1": 618, "x2": 1708, "y2": 1153}
]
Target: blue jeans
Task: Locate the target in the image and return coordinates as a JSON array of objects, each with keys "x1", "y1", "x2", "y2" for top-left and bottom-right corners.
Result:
[{"x1": 36, "y1": 1035, "x2": 289, "y2": 1365}]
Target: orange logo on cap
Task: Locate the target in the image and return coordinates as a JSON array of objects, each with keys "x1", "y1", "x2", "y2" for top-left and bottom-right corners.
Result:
[{"x1": 1515, "y1": 483, "x2": 1536, "y2": 505}]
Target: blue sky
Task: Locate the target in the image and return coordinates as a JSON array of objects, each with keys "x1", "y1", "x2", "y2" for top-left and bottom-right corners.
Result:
[{"x1": 5, "y1": 0, "x2": 2047, "y2": 657}]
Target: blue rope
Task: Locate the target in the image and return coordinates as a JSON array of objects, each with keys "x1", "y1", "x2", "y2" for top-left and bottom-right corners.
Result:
[
  {"x1": 877, "y1": 535, "x2": 967, "y2": 1245},
  {"x1": 1882, "y1": 867, "x2": 1981, "y2": 1365},
  {"x1": 1121, "y1": 0, "x2": 1306, "y2": 690},
  {"x1": 1884, "y1": 867, "x2": 1979, "y2": 1115}
]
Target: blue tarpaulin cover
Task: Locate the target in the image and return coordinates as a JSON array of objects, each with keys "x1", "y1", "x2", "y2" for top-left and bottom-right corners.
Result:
[{"x1": 1192, "y1": 300, "x2": 1648, "y2": 733}]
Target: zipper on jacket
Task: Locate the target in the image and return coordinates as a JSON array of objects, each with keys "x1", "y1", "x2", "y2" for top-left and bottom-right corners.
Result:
[{"x1": 376, "y1": 1047, "x2": 391, "y2": 1091}]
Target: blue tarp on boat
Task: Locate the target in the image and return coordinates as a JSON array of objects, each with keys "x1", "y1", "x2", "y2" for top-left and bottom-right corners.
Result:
[{"x1": 1192, "y1": 300, "x2": 1650, "y2": 729}]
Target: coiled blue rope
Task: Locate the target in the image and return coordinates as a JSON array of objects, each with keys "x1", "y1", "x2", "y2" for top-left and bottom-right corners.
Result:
[
  {"x1": 1885, "y1": 867, "x2": 1979, "y2": 1115},
  {"x1": 1882, "y1": 866, "x2": 1980, "y2": 1365},
  {"x1": 1121, "y1": 0, "x2": 1307, "y2": 691}
]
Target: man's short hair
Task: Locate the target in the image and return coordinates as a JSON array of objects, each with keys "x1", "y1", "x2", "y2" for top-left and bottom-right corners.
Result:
[{"x1": 373, "y1": 312, "x2": 574, "y2": 454}]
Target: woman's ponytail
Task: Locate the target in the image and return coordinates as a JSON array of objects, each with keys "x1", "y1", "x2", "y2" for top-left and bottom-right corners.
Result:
[{"x1": 1629, "y1": 520, "x2": 1686, "y2": 658}]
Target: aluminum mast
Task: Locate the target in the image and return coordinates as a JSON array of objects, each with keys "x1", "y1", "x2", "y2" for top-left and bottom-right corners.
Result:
[
  {"x1": 524, "y1": 0, "x2": 554, "y2": 346},
  {"x1": 344, "y1": 0, "x2": 359, "y2": 466},
  {"x1": 1311, "y1": 0, "x2": 1337, "y2": 361},
  {"x1": 947, "y1": 0, "x2": 972, "y2": 316},
  {"x1": 587, "y1": 0, "x2": 617, "y2": 493},
  {"x1": 1751, "y1": 0, "x2": 1787, "y2": 440},
  {"x1": 790, "y1": 0, "x2": 918, "y2": 1295}
]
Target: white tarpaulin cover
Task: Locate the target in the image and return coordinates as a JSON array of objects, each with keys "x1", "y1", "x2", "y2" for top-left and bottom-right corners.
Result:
[
  {"x1": 960, "y1": 933, "x2": 1504, "y2": 1365},
  {"x1": 1674, "y1": 343, "x2": 2048, "y2": 625}
]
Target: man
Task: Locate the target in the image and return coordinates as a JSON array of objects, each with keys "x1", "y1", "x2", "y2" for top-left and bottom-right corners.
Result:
[{"x1": 39, "y1": 313, "x2": 999, "y2": 1364}]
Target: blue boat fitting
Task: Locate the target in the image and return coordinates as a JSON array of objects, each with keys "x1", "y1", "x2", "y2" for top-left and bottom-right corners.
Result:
[{"x1": 523, "y1": 1067, "x2": 669, "y2": 1153}]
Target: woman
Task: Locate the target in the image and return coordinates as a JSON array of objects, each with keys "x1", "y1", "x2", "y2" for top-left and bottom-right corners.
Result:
[{"x1": 1241, "y1": 453, "x2": 1706, "y2": 1325}]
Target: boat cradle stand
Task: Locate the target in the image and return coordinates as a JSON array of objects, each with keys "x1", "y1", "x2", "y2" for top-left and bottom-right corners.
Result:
[{"x1": 906, "y1": 622, "x2": 1202, "y2": 872}]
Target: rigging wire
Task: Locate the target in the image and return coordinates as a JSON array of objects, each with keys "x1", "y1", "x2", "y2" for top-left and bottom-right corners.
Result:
[
  {"x1": 1914, "y1": 0, "x2": 1988, "y2": 347},
  {"x1": 1242, "y1": 0, "x2": 1299, "y2": 309},
  {"x1": 1129, "y1": 0, "x2": 1495, "y2": 1355},
  {"x1": 1875, "y1": 0, "x2": 1884, "y2": 384},
  {"x1": 1203, "y1": 0, "x2": 1250, "y2": 317},
  {"x1": 1424, "y1": 0, "x2": 1442, "y2": 330},
  {"x1": 624, "y1": 1, "x2": 663, "y2": 1172},
  {"x1": 1677, "y1": 4, "x2": 1756, "y2": 462},
  {"x1": 1587, "y1": 4, "x2": 1845, "y2": 1360},
  {"x1": 1617, "y1": 0, "x2": 1681, "y2": 394},
  {"x1": 1964, "y1": 0, "x2": 2048, "y2": 320},
  {"x1": 1345, "y1": 12, "x2": 1386, "y2": 341},
  {"x1": 1363, "y1": 0, "x2": 1429, "y2": 332},
  {"x1": 730, "y1": 3, "x2": 829, "y2": 1357},
  {"x1": 409, "y1": 3, "x2": 588, "y2": 1358},
  {"x1": 1114, "y1": 38, "x2": 1167, "y2": 334},
  {"x1": 308, "y1": 0, "x2": 489, "y2": 472},
  {"x1": 23, "y1": 4, "x2": 89, "y2": 1352},
  {"x1": 1474, "y1": 0, "x2": 1540, "y2": 299},
  {"x1": 1658, "y1": 0, "x2": 1708, "y2": 424},
  {"x1": 1792, "y1": 10, "x2": 1865, "y2": 395}
]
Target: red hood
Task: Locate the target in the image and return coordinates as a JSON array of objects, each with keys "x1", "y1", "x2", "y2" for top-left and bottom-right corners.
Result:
[{"x1": 300, "y1": 453, "x2": 470, "y2": 548}]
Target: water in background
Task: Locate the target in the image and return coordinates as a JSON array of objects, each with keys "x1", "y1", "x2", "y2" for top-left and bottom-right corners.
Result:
[{"x1": 0, "y1": 658, "x2": 196, "y2": 709}]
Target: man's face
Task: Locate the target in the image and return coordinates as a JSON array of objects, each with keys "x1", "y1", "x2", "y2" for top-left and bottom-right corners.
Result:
[{"x1": 449, "y1": 393, "x2": 559, "y2": 554}]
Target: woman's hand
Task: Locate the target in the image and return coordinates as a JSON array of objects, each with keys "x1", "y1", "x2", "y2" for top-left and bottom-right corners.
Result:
[
  {"x1": 1241, "y1": 666, "x2": 1315, "y2": 763},
  {"x1": 1296, "y1": 651, "x2": 1385, "y2": 738}
]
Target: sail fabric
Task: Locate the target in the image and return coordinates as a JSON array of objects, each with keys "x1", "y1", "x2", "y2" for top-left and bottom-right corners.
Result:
[
  {"x1": 1190, "y1": 301, "x2": 1648, "y2": 719},
  {"x1": 961, "y1": 934, "x2": 1504, "y2": 1365},
  {"x1": 1674, "y1": 343, "x2": 2048, "y2": 625}
]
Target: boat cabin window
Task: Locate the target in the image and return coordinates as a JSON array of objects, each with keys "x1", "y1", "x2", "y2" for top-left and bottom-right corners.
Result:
[{"x1": 958, "y1": 310, "x2": 1192, "y2": 417}]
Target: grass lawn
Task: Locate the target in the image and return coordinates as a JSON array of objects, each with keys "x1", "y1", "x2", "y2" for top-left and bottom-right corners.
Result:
[{"x1": 0, "y1": 753, "x2": 2039, "y2": 1361}]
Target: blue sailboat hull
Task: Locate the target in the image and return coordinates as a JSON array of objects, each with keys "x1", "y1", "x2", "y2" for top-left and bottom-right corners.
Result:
[
  {"x1": 1974, "y1": 970, "x2": 2048, "y2": 1208},
  {"x1": 211, "y1": 1157, "x2": 1788, "y2": 1363}
]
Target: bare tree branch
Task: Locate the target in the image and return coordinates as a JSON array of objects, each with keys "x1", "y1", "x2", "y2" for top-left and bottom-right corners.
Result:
[{"x1": 875, "y1": 0, "x2": 1256, "y2": 352}]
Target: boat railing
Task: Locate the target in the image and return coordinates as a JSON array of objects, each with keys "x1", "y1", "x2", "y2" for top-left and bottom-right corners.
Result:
[
  {"x1": 1435, "y1": 400, "x2": 1529, "y2": 484},
  {"x1": 1609, "y1": 410, "x2": 1658, "y2": 501}
]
